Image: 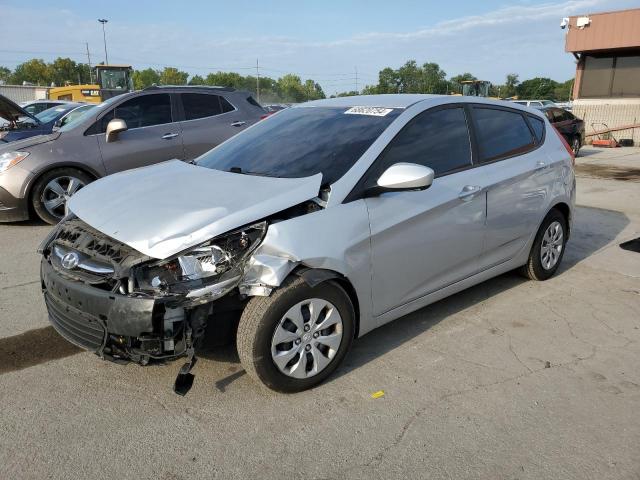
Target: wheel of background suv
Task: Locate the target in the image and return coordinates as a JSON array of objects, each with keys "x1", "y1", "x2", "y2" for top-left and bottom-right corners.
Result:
[
  {"x1": 521, "y1": 209, "x2": 567, "y2": 281},
  {"x1": 237, "y1": 276, "x2": 355, "y2": 392},
  {"x1": 31, "y1": 168, "x2": 92, "y2": 224},
  {"x1": 571, "y1": 136, "x2": 581, "y2": 156}
]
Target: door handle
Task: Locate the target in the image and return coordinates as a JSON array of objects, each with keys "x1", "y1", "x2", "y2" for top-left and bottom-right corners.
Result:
[
  {"x1": 458, "y1": 185, "x2": 482, "y2": 201},
  {"x1": 162, "y1": 133, "x2": 179, "y2": 139},
  {"x1": 231, "y1": 121, "x2": 246, "y2": 127}
]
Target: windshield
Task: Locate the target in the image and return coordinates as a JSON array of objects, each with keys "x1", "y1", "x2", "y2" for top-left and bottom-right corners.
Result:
[
  {"x1": 58, "y1": 105, "x2": 96, "y2": 129},
  {"x1": 59, "y1": 105, "x2": 97, "y2": 132},
  {"x1": 100, "y1": 69, "x2": 130, "y2": 90},
  {"x1": 196, "y1": 106, "x2": 401, "y2": 185},
  {"x1": 36, "y1": 106, "x2": 70, "y2": 124}
]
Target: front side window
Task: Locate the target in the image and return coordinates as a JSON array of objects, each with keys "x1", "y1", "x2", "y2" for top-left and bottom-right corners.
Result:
[
  {"x1": 473, "y1": 107, "x2": 535, "y2": 162},
  {"x1": 197, "y1": 106, "x2": 401, "y2": 185},
  {"x1": 95, "y1": 94, "x2": 172, "y2": 133},
  {"x1": 373, "y1": 107, "x2": 472, "y2": 177}
]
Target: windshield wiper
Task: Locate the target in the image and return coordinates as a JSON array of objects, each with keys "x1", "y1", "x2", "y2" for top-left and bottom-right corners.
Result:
[{"x1": 227, "y1": 167, "x2": 282, "y2": 178}]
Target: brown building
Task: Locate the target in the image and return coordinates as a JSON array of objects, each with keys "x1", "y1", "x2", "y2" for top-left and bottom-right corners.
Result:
[{"x1": 565, "y1": 8, "x2": 640, "y2": 143}]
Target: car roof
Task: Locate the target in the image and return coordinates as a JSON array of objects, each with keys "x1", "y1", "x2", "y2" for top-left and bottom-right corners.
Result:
[{"x1": 302, "y1": 94, "x2": 442, "y2": 109}]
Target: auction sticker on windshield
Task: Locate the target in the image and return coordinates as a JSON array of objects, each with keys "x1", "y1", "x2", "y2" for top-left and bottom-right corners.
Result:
[{"x1": 344, "y1": 106, "x2": 393, "y2": 116}]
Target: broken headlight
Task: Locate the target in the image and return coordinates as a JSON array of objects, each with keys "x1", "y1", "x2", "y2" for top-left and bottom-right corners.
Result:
[{"x1": 137, "y1": 221, "x2": 267, "y2": 297}]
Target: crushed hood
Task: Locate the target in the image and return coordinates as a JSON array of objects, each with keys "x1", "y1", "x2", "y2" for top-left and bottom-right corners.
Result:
[
  {"x1": 68, "y1": 160, "x2": 322, "y2": 259},
  {"x1": 0, "y1": 95, "x2": 40, "y2": 124}
]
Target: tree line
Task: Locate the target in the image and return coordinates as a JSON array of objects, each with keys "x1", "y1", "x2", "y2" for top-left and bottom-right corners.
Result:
[{"x1": 0, "y1": 57, "x2": 574, "y2": 103}]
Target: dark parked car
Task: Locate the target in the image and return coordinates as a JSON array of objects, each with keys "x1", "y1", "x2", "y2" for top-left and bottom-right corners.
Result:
[
  {"x1": 0, "y1": 86, "x2": 267, "y2": 223},
  {"x1": 540, "y1": 107, "x2": 584, "y2": 156}
]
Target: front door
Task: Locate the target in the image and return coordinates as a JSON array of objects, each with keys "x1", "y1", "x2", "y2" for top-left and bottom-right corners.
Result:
[
  {"x1": 96, "y1": 93, "x2": 185, "y2": 174},
  {"x1": 365, "y1": 105, "x2": 487, "y2": 316}
]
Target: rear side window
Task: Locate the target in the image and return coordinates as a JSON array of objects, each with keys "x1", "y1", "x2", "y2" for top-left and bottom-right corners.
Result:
[
  {"x1": 246, "y1": 96, "x2": 262, "y2": 109},
  {"x1": 528, "y1": 116, "x2": 545, "y2": 143},
  {"x1": 473, "y1": 107, "x2": 535, "y2": 162},
  {"x1": 376, "y1": 107, "x2": 472, "y2": 177},
  {"x1": 92, "y1": 93, "x2": 172, "y2": 133},
  {"x1": 182, "y1": 93, "x2": 223, "y2": 120},
  {"x1": 221, "y1": 97, "x2": 235, "y2": 113}
]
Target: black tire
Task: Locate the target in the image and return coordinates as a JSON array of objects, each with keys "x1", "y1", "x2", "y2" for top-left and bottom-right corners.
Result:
[
  {"x1": 571, "y1": 136, "x2": 581, "y2": 157},
  {"x1": 237, "y1": 276, "x2": 355, "y2": 393},
  {"x1": 520, "y1": 209, "x2": 568, "y2": 281},
  {"x1": 31, "y1": 168, "x2": 93, "y2": 224}
]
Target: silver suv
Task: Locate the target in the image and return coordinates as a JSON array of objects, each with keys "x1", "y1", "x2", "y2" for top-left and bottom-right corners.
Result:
[
  {"x1": 39, "y1": 95, "x2": 575, "y2": 394},
  {"x1": 0, "y1": 86, "x2": 265, "y2": 223}
]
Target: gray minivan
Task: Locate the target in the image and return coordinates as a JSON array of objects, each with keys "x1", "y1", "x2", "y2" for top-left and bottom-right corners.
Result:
[{"x1": 0, "y1": 86, "x2": 266, "y2": 223}]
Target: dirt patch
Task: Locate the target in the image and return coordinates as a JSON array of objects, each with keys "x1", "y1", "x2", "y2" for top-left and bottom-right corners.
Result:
[
  {"x1": 575, "y1": 163, "x2": 640, "y2": 182},
  {"x1": 0, "y1": 326, "x2": 81, "y2": 375}
]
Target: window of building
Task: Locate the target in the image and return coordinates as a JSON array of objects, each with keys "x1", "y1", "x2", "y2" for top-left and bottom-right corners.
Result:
[{"x1": 581, "y1": 55, "x2": 640, "y2": 98}]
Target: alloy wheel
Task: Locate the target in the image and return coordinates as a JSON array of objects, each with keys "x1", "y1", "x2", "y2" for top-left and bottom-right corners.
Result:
[
  {"x1": 41, "y1": 176, "x2": 85, "y2": 219},
  {"x1": 540, "y1": 220, "x2": 564, "y2": 270},
  {"x1": 271, "y1": 298, "x2": 344, "y2": 379}
]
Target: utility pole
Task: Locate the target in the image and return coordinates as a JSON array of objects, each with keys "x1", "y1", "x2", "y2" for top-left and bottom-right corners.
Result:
[
  {"x1": 85, "y1": 42, "x2": 94, "y2": 84},
  {"x1": 256, "y1": 58, "x2": 260, "y2": 103},
  {"x1": 355, "y1": 66, "x2": 358, "y2": 94},
  {"x1": 98, "y1": 19, "x2": 109, "y2": 65}
]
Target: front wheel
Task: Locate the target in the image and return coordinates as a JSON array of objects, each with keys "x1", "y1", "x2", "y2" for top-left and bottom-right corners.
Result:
[
  {"x1": 520, "y1": 209, "x2": 568, "y2": 281},
  {"x1": 237, "y1": 276, "x2": 355, "y2": 392},
  {"x1": 31, "y1": 168, "x2": 92, "y2": 224}
]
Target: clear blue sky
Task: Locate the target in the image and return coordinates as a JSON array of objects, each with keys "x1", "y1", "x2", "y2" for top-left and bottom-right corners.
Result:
[{"x1": 1, "y1": 0, "x2": 637, "y2": 93}]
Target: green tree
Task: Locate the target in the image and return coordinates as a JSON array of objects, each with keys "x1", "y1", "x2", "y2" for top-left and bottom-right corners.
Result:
[
  {"x1": 277, "y1": 74, "x2": 306, "y2": 102},
  {"x1": 50, "y1": 57, "x2": 87, "y2": 86},
  {"x1": 10, "y1": 59, "x2": 51, "y2": 85},
  {"x1": 449, "y1": 73, "x2": 477, "y2": 94},
  {"x1": 132, "y1": 68, "x2": 160, "y2": 89},
  {"x1": 553, "y1": 79, "x2": 574, "y2": 101},
  {"x1": 503, "y1": 73, "x2": 520, "y2": 98},
  {"x1": 516, "y1": 77, "x2": 558, "y2": 99},
  {"x1": 0, "y1": 66, "x2": 11, "y2": 84},
  {"x1": 188, "y1": 74, "x2": 205, "y2": 85},
  {"x1": 205, "y1": 71, "x2": 244, "y2": 88},
  {"x1": 159, "y1": 67, "x2": 188, "y2": 85}
]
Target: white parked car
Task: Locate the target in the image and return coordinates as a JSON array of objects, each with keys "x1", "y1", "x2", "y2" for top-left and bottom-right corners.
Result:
[{"x1": 39, "y1": 95, "x2": 576, "y2": 394}]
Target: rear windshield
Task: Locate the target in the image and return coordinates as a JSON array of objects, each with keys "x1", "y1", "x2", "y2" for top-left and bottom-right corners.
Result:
[{"x1": 196, "y1": 106, "x2": 401, "y2": 185}]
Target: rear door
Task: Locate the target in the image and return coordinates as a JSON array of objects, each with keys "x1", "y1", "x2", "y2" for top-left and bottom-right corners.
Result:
[
  {"x1": 95, "y1": 93, "x2": 185, "y2": 174},
  {"x1": 365, "y1": 105, "x2": 487, "y2": 315},
  {"x1": 470, "y1": 106, "x2": 548, "y2": 268},
  {"x1": 178, "y1": 92, "x2": 249, "y2": 159}
]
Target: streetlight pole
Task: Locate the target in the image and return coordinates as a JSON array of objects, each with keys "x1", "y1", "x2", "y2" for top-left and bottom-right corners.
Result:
[{"x1": 98, "y1": 19, "x2": 109, "y2": 65}]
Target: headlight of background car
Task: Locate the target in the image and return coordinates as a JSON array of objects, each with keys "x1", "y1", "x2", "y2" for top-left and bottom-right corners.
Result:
[
  {"x1": 137, "y1": 221, "x2": 267, "y2": 297},
  {"x1": 0, "y1": 151, "x2": 30, "y2": 172}
]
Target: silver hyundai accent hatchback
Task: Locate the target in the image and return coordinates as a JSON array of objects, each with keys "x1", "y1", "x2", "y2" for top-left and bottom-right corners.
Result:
[{"x1": 39, "y1": 95, "x2": 575, "y2": 394}]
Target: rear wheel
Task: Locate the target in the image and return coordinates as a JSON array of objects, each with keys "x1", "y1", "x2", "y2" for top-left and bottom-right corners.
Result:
[
  {"x1": 520, "y1": 209, "x2": 567, "y2": 281},
  {"x1": 31, "y1": 168, "x2": 92, "y2": 224},
  {"x1": 237, "y1": 276, "x2": 355, "y2": 392},
  {"x1": 571, "y1": 136, "x2": 581, "y2": 156}
]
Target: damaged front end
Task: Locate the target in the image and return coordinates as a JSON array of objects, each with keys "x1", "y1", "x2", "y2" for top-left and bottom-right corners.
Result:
[{"x1": 39, "y1": 217, "x2": 266, "y2": 384}]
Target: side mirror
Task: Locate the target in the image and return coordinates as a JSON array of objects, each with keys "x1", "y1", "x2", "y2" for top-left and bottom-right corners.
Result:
[
  {"x1": 106, "y1": 118, "x2": 128, "y2": 143},
  {"x1": 376, "y1": 163, "x2": 434, "y2": 191}
]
